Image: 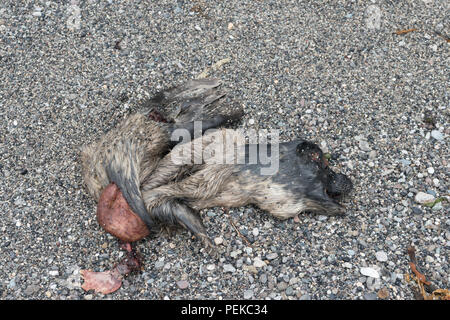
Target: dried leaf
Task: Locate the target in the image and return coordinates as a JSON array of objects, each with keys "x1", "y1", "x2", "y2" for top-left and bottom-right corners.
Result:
[
  {"x1": 409, "y1": 262, "x2": 431, "y2": 285},
  {"x1": 431, "y1": 289, "x2": 450, "y2": 300},
  {"x1": 406, "y1": 246, "x2": 449, "y2": 300}
]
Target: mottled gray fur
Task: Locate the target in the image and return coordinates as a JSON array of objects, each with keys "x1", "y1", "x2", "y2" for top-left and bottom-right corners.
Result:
[
  {"x1": 81, "y1": 79, "x2": 242, "y2": 233},
  {"x1": 81, "y1": 79, "x2": 352, "y2": 249}
]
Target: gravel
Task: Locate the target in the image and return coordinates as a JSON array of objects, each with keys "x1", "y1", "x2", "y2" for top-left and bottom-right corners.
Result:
[{"x1": 0, "y1": 0, "x2": 448, "y2": 300}]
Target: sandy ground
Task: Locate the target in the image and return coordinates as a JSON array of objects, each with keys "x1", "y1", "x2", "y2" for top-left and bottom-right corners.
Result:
[{"x1": 0, "y1": 0, "x2": 448, "y2": 299}]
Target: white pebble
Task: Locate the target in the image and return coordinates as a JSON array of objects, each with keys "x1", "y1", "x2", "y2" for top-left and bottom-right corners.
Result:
[
  {"x1": 375, "y1": 251, "x2": 388, "y2": 262},
  {"x1": 249, "y1": 119, "x2": 255, "y2": 125},
  {"x1": 360, "y1": 267, "x2": 380, "y2": 278},
  {"x1": 243, "y1": 289, "x2": 253, "y2": 299},
  {"x1": 253, "y1": 257, "x2": 266, "y2": 268},
  {"x1": 176, "y1": 280, "x2": 189, "y2": 289},
  {"x1": 320, "y1": 141, "x2": 329, "y2": 153},
  {"x1": 266, "y1": 253, "x2": 278, "y2": 260},
  {"x1": 433, "y1": 178, "x2": 440, "y2": 187},
  {"x1": 223, "y1": 264, "x2": 236, "y2": 273},
  {"x1": 343, "y1": 262, "x2": 352, "y2": 269},
  {"x1": 431, "y1": 130, "x2": 444, "y2": 141},
  {"x1": 415, "y1": 192, "x2": 435, "y2": 204},
  {"x1": 427, "y1": 167, "x2": 435, "y2": 174},
  {"x1": 359, "y1": 140, "x2": 371, "y2": 152},
  {"x1": 214, "y1": 237, "x2": 223, "y2": 245},
  {"x1": 230, "y1": 250, "x2": 241, "y2": 258},
  {"x1": 252, "y1": 228, "x2": 259, "y2": 237}
]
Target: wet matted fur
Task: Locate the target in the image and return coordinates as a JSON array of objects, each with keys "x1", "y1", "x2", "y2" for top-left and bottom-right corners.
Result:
[{"x1": 81, "y1": 78, "x2": 353, "y2": 248}]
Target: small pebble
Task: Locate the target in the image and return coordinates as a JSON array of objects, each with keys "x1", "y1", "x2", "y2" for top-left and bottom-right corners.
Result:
[
  {"x1": 176, "y1": 280, "x2": 189, "y2": 289},
  {"x1": 253, "y1": 257, "x2": 266, "y2": 268},
  {"x1": 230, "y1": 250, "x2": 241, "y2": 258},
  {"x1": 277, "y1": 282, "x2": 288, "y2": 291},
  {"x1": 243, "y1": 289, "x2": 253, "y2": 299},
  {"x1": 431, "y1": 130, "x2": 444, "y2": 141},
  {"x1": 343, "y1": 262, "x2": 352, "y2": 269},
  {"x1": 364, "y1": 292, "x2": 378, "y2": 300},
  {"x1": 359, "y1": 140, "x2": 371, "y2": 152},
  {"x1": 360, "y1": 267, "x2": 380, "y2": 278},
  {"x1": 223, "y1": 264, "x2": 236, "y2": 273},
  {"x1": 375, "y1": 251, "x2": 388, "y2": 262},
  {"x1": 286, "y1": 286, "x2": 294, "y2": 296},
  {"x1": 377, "y1": 287, "x2": 389, "y2": 299},
  {"x1": 415, "y1": 192, "x2": 435, "y2": 204},
  {"x1": 266, "y1": 253, "x2": 278, "y2": 260},
  {"x1": 432, "y1": 202, "x2": 443, "y2": 211}
]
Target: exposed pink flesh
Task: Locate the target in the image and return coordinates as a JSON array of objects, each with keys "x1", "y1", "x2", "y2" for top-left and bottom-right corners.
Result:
[
  {"x1": 80, "y1": 269, "x2": 123, "y2": 294},
  {"x1": 81, "y1": 245, "x2": 141, "y2": 294}
]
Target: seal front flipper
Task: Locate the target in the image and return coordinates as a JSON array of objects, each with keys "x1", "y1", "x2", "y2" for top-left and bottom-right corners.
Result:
[{"x1": 142, "y1": 78, "x2": 243, "y2": 125}]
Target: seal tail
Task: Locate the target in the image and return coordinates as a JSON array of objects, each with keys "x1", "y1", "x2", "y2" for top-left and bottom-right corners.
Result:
[{"x1": 103, "y1": 139, "x2": 156, "y2": 231}]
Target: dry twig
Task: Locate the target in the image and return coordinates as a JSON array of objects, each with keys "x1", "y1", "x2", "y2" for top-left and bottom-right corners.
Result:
[{"x1": 225, "y1": 208, "x2": 252, "y2": 247}]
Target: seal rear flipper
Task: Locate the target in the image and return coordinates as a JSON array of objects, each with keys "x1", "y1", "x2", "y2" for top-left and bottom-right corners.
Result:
[{"x1": 150, "y1": 200, "x2": 214, "y2": 250}]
